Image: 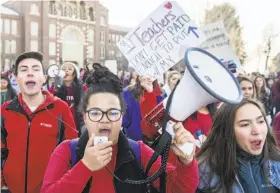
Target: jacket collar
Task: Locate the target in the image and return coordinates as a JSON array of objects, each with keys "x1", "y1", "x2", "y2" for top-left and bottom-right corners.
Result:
[
  {"x1": 76, "y1": 130, "x2": 135, "y2": 171},
  {"x1": 6, "y1": 90, "x2": 57, "y2": 115}
]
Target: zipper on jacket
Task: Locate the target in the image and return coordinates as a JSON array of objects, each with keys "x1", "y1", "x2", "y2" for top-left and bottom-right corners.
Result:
[
  {"x1": 24, "y1": 121, "x2": 31, "y2": 193},
  {"x1": 23, "y1": 106, "x2": 52, "y2": 193},
  {"x1": 235, "y1": 176, "x2": 245, "y2": 193},
  {"x1": 248, "y1": 162, "x2": 260, "y2": 193}
]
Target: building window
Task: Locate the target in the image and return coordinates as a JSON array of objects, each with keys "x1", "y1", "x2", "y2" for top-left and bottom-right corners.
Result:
[
  {"x1": 116, "y1": 35, "x2": 120, "y2": 42},
  {"x1": 5, "y1": 40, "x2": 10, "y2": 54},
  {"x1": 100, "y1": 16, "x2": 106, "y2": 26},
  {"x1": 49, "y1": 24, "x2": 56, "y2": 37},
  {"x1": 30, "y1": 4, "x2": 39, "y2": 15},
  {"x1": 49, "y1": 60, "x2": 56, "y2": 65},
  {"x1": 88, "y1": 46, "x2": 94, "y2": 58},
  {"x1": 4, "y1": 59, "x2": 10, "y2": 72},
  {"x1": 87, "y1": 29, "x2": 94, "y2": 42},
  {"x1": 31, "y1": 22, "x2": 38, "y2": 36},
  {"x1": 109, "y1": 50, "x2": 115, "y2": 57},
  {"x1": 30, "y1": 40, "x2": 38, "y2": 51},
  {"x1": 0, "y1": 19, "x2": 3, "y2": 33},
  {"x1": 100, "y1": 46, "x2": 105, "y2": 59},
  {"x1": 100, "y1": 31, "x2": 105, "y2": 43},
  {"x1": 112, "y1": 34, "x2": 115, "y2": 43},
  {"x1": 10, "y1": 40, "x2": 16, "y2": 53},
  {"x1": 49, "y1": 42, "x2": 56, "y2": 56},
  {"x1": 4, "y1": 19, "x2": 10, "y2": 34},
  {"x1": 108, "y1": 33, "x2": 112, "y2": 44},
  {"x1": 116, "y1": 51, "x2": 122, "y2": 58},
  {"x1": 11, "y1": 20, "x2": 17, "y2": 35}
]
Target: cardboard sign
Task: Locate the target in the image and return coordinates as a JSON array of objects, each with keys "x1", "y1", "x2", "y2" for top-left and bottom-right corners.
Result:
[
  {"x1": 104, "y1": 60, "x2": 118, "y2": 75},
  {"x1": 200, "y1": 21, "x2": 240, "y2": 76},
  {"x1": 117, "y1": 1, "x2": 205, "y2": 79}
]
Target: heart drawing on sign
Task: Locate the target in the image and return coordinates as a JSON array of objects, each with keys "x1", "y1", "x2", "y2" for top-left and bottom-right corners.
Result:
[{"x1": 164, "y1": 2, "x2": 172, "y2": 9}]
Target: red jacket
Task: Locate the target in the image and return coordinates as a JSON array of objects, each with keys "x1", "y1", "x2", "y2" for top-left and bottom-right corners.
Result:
[
  {"x1": 41, "y1": 140, "x2": 199, "y2": 193},
  {"x1": 1, "y1": 90, "x2": 78, "y2": 193},
  {"x1": 183, "y1": 112, "x2": 212, "y2": 136},
  {"x1": 140, "y1": 91, "x2": 161, "y2": 140}
]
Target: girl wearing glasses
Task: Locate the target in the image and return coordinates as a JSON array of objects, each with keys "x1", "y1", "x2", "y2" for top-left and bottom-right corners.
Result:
[{"x1": 41, "y1": 66, "x2": 199, "y2": 193}]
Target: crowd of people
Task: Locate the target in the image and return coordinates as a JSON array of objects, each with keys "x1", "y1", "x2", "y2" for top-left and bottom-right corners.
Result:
[{"x1": 1, "y1": 51, "x2": 280, "y2": 193}]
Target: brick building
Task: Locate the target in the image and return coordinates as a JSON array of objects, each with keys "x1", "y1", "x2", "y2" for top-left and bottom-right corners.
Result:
[{"x1": 1, "y1": 0, "x2": 129, "y2": 71}]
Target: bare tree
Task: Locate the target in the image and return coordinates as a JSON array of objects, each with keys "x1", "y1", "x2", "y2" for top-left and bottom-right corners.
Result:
[{"x1": 262, "y1": 25, "x2": 279, "y2": 70}]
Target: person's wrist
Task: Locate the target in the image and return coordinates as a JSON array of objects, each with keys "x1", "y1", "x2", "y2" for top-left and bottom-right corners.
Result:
[
  {"x1": 81, "y1": 158, "x2": 93, "y2": 171},
  {"x1": 178, "y1": 155, "x2": 194, "y2": 166}
]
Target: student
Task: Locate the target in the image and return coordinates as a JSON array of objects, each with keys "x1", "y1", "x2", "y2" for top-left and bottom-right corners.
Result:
[
  {"x1": 1, "y1": 52, "x2": 78, "y2": 193},
  {"x1": 196, "y1": 99, "x2": 280, "y2": 193},
  {"x1": 41, "y1": 66, "x2": 199, "y2": 193},
  {"x1": 237, "y1": 76, "x2": 256, "y2": 99},
  {"x1": 1, "y1": 74, "x2": 17, "y2": 105},
  {"x1": 162, "y1": 70, "x2": 181, "y2": 96},
  {"x1": 54, "y1": 62, "x2": 88, "y2": 135}
]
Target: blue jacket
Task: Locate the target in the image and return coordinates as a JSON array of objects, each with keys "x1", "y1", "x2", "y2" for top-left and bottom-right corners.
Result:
[
  {"x1": 122, "y1": 88, "x2": 143, "y2": 141},
  {"x1": 197, "y1": 159, "x2": 280, "y2": 193}
]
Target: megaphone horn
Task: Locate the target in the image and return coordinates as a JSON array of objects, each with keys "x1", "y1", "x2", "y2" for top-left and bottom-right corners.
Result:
[{"x1": 166, "y1": 47, "x2": 243, "y2": 121}]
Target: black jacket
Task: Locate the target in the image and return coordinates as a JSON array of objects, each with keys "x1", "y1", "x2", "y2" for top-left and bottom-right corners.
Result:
[{"x1": 75, "y1": 131, "x2": 154, "y2": 193}]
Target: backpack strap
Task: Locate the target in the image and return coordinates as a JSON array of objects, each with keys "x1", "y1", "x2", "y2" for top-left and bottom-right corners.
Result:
[
  {"x1": 69, "y1": 138, "x2": 141, "y2": 168},
  {"x1": 69, "y1": 138, "x2": 79, "y2": 168},
  {"x1": 128, "y1": 138, "x2": 141, "y2": 166}
]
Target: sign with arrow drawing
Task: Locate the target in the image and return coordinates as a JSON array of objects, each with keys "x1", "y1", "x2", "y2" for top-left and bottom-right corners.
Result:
[{"x1": 117, "y1": 1, "x2": 206, "y2": 80}]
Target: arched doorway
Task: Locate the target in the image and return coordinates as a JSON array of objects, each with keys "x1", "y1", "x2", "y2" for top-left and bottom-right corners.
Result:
[{"x1": 60, "y1": 26, "x2": 85, "y2": 68}]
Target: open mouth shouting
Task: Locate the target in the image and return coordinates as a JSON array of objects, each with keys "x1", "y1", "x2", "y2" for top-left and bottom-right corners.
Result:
[
  {"x1": 250, "y1": 139, "x2": 263, "y2": 150},
  {"x1": 98, "y1": 128, "x2": 111, "y2": 137},
  {"x1": 25, "y1": 81, "x2": 36, "y2": 89}
]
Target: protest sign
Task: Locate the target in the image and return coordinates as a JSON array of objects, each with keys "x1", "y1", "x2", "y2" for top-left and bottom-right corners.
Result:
[
  {"x1": 104, "y1": 60, "x2": 118, "y2": 75},
  {"x1": 117, "y1": 1, "x2": 205, "y2": 80},
  {"x1": 200, "y1": 21, "x2": 240, "y2": 76}
]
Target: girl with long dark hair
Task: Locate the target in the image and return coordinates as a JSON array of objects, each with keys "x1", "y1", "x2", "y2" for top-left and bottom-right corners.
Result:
[
  {"x1": 254, "y1": 75, "x2": 270, "y2": 113},
  {"x1": 55, "y1": 62, "x2": 87, "y2": 135},
  {"x1": 1, "y1": 74, "x2": 17, "y2": 105},
  {"x1": 196, "y1": 99, "x2": 280, "y2": 193}
]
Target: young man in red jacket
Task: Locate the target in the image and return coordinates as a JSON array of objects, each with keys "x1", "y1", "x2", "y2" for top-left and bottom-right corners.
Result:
[{"x1": 1, "y1": 52, "x2": 78, "y2": 193}]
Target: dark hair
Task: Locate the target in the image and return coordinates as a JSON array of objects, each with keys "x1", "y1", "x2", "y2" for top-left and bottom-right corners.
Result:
[
  {"x1": 254, "y1": 75, "x2": 268, "y2": 100},
  {"x1": 196, "y1": 99, "x2": 280, "y2": 193},
  {"x1": 190, "y1": 103, "x2": 217, "y2": 120},
  {"x1": 1, "y1": 74, "x2": 17, "y2": 100},
  {"x1": 15, "y1": 51, "x2": 44, "y2": 75},
  {"x1": 127, "y1": 76, "x2": 143, "y2": 101},
  {"x1": 84, "y1": 63, "x2": 106, "y2": 84},
  {"x1": 81, "y1": 66, "x2": 126, "y2": 113},
  {"x1": 237, "y1": 75, "x2": 256, "y2": 98},
  {"x1": 55, "y1": 65, "x2": 82, "y2": 106}
]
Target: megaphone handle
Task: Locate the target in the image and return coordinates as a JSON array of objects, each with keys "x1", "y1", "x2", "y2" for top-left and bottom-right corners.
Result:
[{"x1": 166, "y1": 121, "x2": 194, "y2": 156}]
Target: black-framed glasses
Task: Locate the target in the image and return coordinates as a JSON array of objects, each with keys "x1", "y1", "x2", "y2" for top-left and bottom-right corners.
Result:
[{"x1": 86, "y1": 108, "x2": 123, "y2": 122}]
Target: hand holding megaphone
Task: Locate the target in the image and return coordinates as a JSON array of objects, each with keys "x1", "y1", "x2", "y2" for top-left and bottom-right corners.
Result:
[
  {"x1": 54, "y1": 70, "x2": 65, "y2": 90},
  {"x1": 166, "y1": 121, "x2": 196, "y2": 163}
]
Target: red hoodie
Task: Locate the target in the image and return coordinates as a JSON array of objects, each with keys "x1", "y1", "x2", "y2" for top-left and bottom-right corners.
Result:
[
  {"x1": 41, "y1": 140, "x2": 199, "y2": 193},
  {"x1": 1, "y1": 90, "x2": 78, "y2": 193}
]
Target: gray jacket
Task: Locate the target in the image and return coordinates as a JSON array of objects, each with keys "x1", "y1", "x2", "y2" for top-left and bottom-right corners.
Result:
[{"x1": 196, "y1": 160, "x2": 280, "y2": 193}]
